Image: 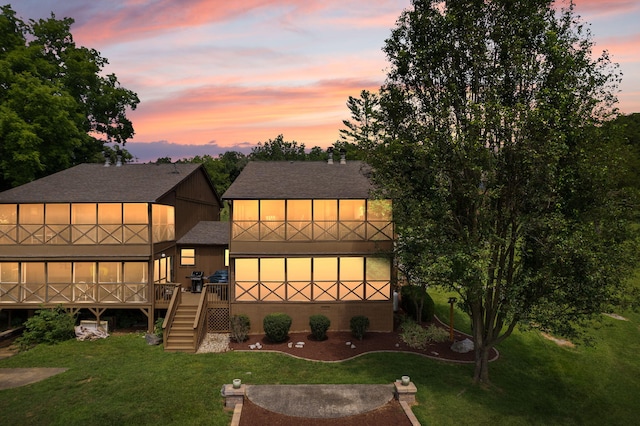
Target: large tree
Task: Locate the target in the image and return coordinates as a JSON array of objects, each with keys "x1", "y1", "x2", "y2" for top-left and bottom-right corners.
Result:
[
  {"x1": 345, "y1": 0, "x2": 636, "y2": 383},
  {"x1": 0, "y1": 6, "x2": 139, "y2": 190}
]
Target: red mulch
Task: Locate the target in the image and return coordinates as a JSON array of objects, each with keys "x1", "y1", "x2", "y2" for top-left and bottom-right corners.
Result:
[{"x1": 228, "y1": 316, "x2": 496, "y2": 363}]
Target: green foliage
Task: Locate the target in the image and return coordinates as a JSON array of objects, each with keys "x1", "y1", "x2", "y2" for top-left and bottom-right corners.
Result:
[
  {"x1": 309, "y1": 314, "x2": 331, "y2": 341},
  {"x1": 263, "y1": 312, "x2": 292, "y2": 343},
  {"x1": 176, "y1": 152, "x2": 248, "y2": 196},
  {"x1": 154, "y1": 317, "x2": 164, "y2": 338},
  {"x1": 230, "y1": 314, "x2": 251, "y2": 343},
  {"x1": 399, "y1": 319, "x2": 448, "y2": 349},
  {"x1": 400, "y1": 286, "x2": 435, "y2": 323},
  {"x1": 349, "y1": 315, "x2": 369, "y2": 341},
  {"x1": 344, "y1": 0, "x2": 634, "y2": 383},
  {"x1": 250, "y1": 134, "x2": 310, "y2": 161},
  {"x1": 16, "y1": 305, "x2": 76, "y2": 351},
  {"x1": 0, "y1": 5, "x2": 139, "y2": 190}
]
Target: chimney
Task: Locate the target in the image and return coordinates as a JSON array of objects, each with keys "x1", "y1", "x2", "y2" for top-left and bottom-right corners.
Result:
[
  {"x1": 327, "y1": 147, "x2": 334, "y2": 164},
  {"x1": 340, "y1": 149, "x2": 346, "y2": 165}
]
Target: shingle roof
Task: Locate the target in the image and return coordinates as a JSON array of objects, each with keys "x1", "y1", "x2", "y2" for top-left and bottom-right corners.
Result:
[
  {"x1": 177, "y1": 221, "x2": 229, "y2": 245},
  {"x1": 222, "y1": 161, "x2": 375, "y2": 199},
  {"x1": 0, "y1": 163, "x2": 203, "y2": 203}
]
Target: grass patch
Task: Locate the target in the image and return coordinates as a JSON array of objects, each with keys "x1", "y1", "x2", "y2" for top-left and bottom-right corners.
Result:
[{"x1": 1, "y1": 294, "x2": 639, "y2": 425}]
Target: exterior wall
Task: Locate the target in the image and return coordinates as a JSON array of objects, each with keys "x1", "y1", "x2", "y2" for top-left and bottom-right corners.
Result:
[
  {"x1": 230, "y1": 300, "x2": 393, "y2": 333},
  {"x1": 161, "y1": 168, "x2": 221, "y2": 239},
  {"x1": 175, "y1": 245, "x2": 227, "y2": 289}
]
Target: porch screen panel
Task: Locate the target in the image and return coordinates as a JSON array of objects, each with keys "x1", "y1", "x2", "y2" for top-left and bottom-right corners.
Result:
[
  {"x1": 98, "y1": 203, "x2": 123, "y2": 244},
  {"x1": 233, "y1": 200, "x2": 258, "y2": 240},
  {"x1": 72, "y1": 203, "x2": 97, "y2": 244},
  {"x1": 260, "y1": 200, "x2": 285, "y2": 240},
  {"x1": 365, "y1": 257, "x2": 391, "y2": 300},
  {"x1": 313, "y1": 257, "x2": 337, "y2": 301},
  {"x1": 235, "y1": 258, "x2": 259, "y2": 301},
  {"x1": 286, "y1": 200, "x2": 312, "y2": 240},
  {"x1": 18, "y1": 204, "x2": 44, "y2": 244},
  {"x1": 154, "y1": 257, "x2": 173, "y2": 283},
  {"x1": 44, "y1": 204, "x2": 70, "y2": 244},
  {"x1": 22, "y1": 262, "x2": 45, "y2": 302},
  {"x1": 339, "y1": 257, "x2": 364, "y2": 301},
  {"x1": 99, "y1": 262, "x2": 122, "y2": 302},
  {"x1": 260, "y1": 258, "x2": 285, "y2": 301},
  {"x1": 48, "y1": 262, "x2": 72, "y2": 302},
  {"x1": 313, "y1": 200, "x2": 338, "y2": 240},
  {"x1": 339, "y1": 200, "x2": 366, "y2": 240},
  {"x1": 367, "y1": 199, "x2": 393, "y2": 240},
  {"x1": 124, "y1": 262, "x2": 147, "y2": 302},
  {"x1": 287, "y1": 258, "x2": 311, "y2": 301},
  {"x1": 0, "y1": 204, "x2": 17, "y2": 244},
  {"x1": 152, "y1": 204, "x2": 175, "y2": 242},
  {"x1": 74, "y1": 262, "x2": 96, "y2": 302},
  {"x1": 0, "y1": 262, "x2": 19, "y2": 302},
  {"x1": 123, "y1": 203, "x2": 149, "y2": 243}
]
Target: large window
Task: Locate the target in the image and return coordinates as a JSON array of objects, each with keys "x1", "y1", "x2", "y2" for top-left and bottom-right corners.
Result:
[
  {"x1": 0, "y1": 203, "x2": 153, "y2": 246},
  {"x1": 0, "y1": 204, "x2": 17, "y2": 245},
  {"x1": 233, "y1": 256, "x2": 390, "y2": 302},
  {"x1": 152, "y1": 204, "x2": 175, "y2": 243},
  {"x1": 231, "y1": 199, "x2": 391, "y2": 242}
]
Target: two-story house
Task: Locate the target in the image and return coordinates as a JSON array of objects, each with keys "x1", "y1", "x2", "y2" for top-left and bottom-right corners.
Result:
[
  {"x1": 222, "y1": 159, "x2": 395, "y2": 333},
  {"x1": 0, "y1": 162, "x2": 224, "y2": 334}
]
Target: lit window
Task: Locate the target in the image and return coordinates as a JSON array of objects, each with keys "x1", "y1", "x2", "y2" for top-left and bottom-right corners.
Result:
[{"x1": 181, "y1": 248, "x2": 196, "y2": 266}]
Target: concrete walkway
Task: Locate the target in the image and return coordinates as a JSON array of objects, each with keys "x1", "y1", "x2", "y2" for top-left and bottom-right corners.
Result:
[
  {"x1": 0, "y1": 368, "x2": 68, "y2": 390},
  {"x1": 245, "y1": 384, "x2": 395, "y2": 418}
]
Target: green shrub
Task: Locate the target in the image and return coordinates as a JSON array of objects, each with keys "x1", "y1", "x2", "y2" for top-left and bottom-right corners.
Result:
[
  {"x1": 400, "y1": 320, "x2": 450, "y2": 349},
  {"x1": 16, "y1": 305, "x2": 76, "y2": 351},
  {"x1": 400, "y1": 320, "x2": 429, "y2": 349},
  {"x1": 424, "y1": 323, "x2": 449, "y2": 343},
  {"x1": 154, "y1": 317, "x2": 164, "y2": 338},
  {"x1": 350, "y1": 315, "x2": 370, "y2": 341},
  {"x1": 263, "y1": 312, "x2": 292, "y2": 343},
  {"x1": 230, "y1": 314, "x2": 251, "y2": 342},
  {"x1": 309, "y1": 314, "x2": 331, "y2": 341},
  {"x1": 400, "y1": 285, "x2": 435, "y2": 323}
]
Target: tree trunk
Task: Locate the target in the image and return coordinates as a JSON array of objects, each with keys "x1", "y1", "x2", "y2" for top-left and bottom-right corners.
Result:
[{"x1": 473, "y1": 344, "x2": 492, "y2": 384}]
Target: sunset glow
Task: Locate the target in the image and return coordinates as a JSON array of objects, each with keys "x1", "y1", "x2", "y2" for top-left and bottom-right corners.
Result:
[{"x1": 12, "y1": 0, "x2": 640, "y2": 161}]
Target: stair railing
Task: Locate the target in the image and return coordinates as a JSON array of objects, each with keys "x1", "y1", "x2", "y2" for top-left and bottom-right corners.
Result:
[
  {"x1": 162, "y1": 284, "x2": 182, "y2": 343},
  {"x1": 192, "y1": 284, "x2": 210, "y2": 351}
]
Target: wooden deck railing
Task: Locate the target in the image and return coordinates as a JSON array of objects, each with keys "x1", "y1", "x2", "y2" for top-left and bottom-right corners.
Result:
[{"x1": 162, "y1": 286, "x2": 181, "y2": 343}]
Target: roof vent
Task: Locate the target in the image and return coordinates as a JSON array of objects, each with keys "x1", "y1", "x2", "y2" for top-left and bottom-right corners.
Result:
[
  {"x1": 115, "y1": 155, "x2": 122, "y2": 167},
  {"x1": 340, "y1": 149, "x2": 346, "y2": 165},
  {"x1": 327, "y1": 147, "x2": 334, "y2": 165}
]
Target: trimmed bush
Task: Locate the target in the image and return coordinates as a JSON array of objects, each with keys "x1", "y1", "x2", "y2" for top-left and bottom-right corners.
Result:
[
  {"x1": 400, "y1": 285, "x2": 435, "y2": 323},
  {"x1": 16, "y1": 305, "x2": 76, "y2": 351},
  {"x1": 230, "y1": 314, "x2": 251, "y2": 342},
  {"x1": 309, "y1": 314, "x2": 331, "y2": 341},
  {"x1": 263, "y1": 312, "x2": 292, "y2": 343},
  {"x1": 350, "y1": 315, "x2": 370, "y2": 341},
  {"x1": 154, "y1": 317, "x2": 164, "y2": 338}
]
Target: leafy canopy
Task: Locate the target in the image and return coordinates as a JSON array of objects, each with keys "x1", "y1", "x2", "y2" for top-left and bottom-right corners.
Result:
[
  {"x1": 344, "y1": 0, "x2": 635, "y2": 383},
  {"x1": 0, "y1": 5, "x2": 139, "y2": 189}
]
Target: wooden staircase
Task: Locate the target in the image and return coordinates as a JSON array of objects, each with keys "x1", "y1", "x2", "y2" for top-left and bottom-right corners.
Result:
[{"x1": 164, "y1": 292, "x2": 200, "y2": 352}]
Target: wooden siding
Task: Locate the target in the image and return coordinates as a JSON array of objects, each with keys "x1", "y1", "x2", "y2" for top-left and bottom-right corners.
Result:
[{"x1": 230, "y1": 300, "x2": 393, "y2": 333}]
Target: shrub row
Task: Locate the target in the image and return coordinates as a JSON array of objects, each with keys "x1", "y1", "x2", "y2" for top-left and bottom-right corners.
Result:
[{"x1": 229, "y1": 313, "x2": 371, "y2": 342}]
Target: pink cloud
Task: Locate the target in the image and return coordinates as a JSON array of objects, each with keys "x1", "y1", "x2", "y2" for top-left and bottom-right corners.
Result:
[{"x1": 128, "y1": 78, "x2": 381, "y2": 147}]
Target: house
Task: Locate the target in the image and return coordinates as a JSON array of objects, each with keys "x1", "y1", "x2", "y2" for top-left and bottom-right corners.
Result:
[
  {"x1": 0, "y1": 162, "x2": 225, "y2": 337},
  {"x1": 222, "y1": 158, "x2": 395, "y2": 333}
]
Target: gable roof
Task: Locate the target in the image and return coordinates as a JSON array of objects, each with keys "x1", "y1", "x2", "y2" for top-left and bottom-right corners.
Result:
[
  {"x1": 177, "y1": 221, "x2": 229, "y2": 245},
  {"x1": 0, "y1": 163, "x2": 205, "y2": 203},
  {"x1": 222, "y1": 161, "x2": 375, "y2": 199}
]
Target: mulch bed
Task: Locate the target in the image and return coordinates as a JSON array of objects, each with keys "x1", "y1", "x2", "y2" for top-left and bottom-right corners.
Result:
[{"x1": 228, "y1": 316, "x2": 496, "y2": 363}]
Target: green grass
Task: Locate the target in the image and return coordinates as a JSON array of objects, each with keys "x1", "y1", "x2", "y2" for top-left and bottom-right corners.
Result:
[{"x1": 2, "y1": 295, "x2": 639, "y2": 426}]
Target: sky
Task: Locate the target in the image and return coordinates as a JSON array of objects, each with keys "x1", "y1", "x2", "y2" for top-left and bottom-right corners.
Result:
[{"x1": 9, "y1": 0, "x2": 640, "y2": 162}]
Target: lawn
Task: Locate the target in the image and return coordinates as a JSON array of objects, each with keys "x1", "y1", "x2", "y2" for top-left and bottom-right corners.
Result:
[{"x1": 1, "y1": 293, "x2": 639, "y2": 426}]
